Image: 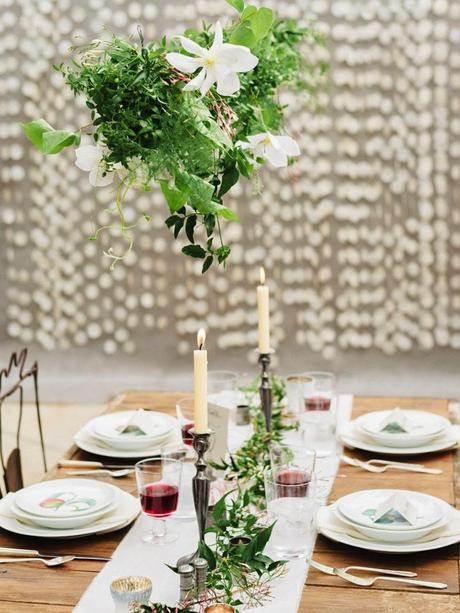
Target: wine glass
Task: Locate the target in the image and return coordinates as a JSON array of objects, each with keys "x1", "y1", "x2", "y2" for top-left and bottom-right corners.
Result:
[
  {"x1": 269, "y1": 442, "x2": 316, "y2": 497},
  {"x1": 161, "y1": 442, "x2": 195, "y2": 520},
  {"x1": 176, "y1": 396, "x2": 195, "y2": 447},
  {"x1": 135, "y1": 457, "x2": 182, "y2": 545}
]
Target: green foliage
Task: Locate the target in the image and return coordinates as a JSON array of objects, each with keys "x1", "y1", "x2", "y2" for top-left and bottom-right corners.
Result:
[{"x1": 21, "y1": 7, "x2": 326, "y2": 270}]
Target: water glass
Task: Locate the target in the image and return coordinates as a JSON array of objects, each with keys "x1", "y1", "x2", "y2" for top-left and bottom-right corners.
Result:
[
  {"x1": 265, "y1": 468, "x2": 315, "y2": 559},
  {"x1": 161, "y1": 443, "x2": 195, "y2": 521},
  {"x1": 135, "y1": 457, "x2": 182, "y2": 545},
  {"x1": 208, "y1": 370, "x2": 239, "y2": 423},
  {"x1": 176, "y1": 396, "x2": 195, "y2": 447}
]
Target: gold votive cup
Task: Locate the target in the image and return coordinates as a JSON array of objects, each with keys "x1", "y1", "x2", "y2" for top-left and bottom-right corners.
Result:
[
  {"x1": 110, "y1": 576, "x2": 152, "y2": 612},
  {"x1": 205, "y1": 605, "x2": 235, "y2": 613}
]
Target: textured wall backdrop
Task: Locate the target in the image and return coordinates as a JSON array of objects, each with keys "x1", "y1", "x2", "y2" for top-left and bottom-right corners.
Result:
[{"x1": 1, "y1": 0, "x2": 460, "y2": 365}]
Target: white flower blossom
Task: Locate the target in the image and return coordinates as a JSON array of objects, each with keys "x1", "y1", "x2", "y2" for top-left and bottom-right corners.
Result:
[
  {"x1": 237, "y1": 132, "x2": 300, "y2": 168},
  {"x1": 75, "y1": 144, "x2": 117, "y2": 187},
  {"x1": 165, "y1": 21, "x2": 258, "y2": 97}
]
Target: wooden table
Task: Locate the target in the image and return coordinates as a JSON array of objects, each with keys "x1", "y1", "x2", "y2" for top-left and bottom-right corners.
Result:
[{"x1": 0, "y1": 393, "x2": 458, "y2": 612}]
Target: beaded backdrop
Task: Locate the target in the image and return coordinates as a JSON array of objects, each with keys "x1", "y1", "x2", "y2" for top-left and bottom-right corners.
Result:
[{"x1": 2, "y1": 0, "x2": 460, "y2": 361}]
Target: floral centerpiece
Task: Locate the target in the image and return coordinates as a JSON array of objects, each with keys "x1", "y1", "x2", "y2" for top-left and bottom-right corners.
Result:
[{"x1": 22, "y1": 0, "x2": 326, "y2": 271}]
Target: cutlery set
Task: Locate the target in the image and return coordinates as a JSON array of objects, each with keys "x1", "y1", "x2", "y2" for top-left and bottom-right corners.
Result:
[{"x1": 308, "y1": 559, "x2": 447, "y2": 590}]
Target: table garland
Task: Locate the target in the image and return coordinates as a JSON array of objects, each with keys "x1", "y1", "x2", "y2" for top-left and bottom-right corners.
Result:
[
  {"x1": 21, "y1": 0, "x2": 326, "y2": 271},
  {"x1": 134, "y1": 376, "x2": 297, "y2": 612}
]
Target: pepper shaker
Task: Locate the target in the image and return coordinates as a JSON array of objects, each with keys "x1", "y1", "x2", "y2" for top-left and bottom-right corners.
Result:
[
  {"x1": 193, "y1": 557, "x2": 208, "y2": 595},
  {"x1": 178, "y1": 563, "x2": 195, "y2": 602}
]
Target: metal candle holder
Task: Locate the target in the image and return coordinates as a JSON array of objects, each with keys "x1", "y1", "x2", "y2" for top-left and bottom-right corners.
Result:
[
  {"x1": 258, "y1": 351, "x2": 273, "y2": 432},
  {"x1": 191, "y1": 429, "x2": 213, "y2": 545}
]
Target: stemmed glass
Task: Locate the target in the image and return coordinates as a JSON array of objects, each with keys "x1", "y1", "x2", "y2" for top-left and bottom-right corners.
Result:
[
  {"x1": 135, "y1": 458, "x2": 182, "y2": 545},
  {"x1": 176, "y1": 396, "x2": 195, "y2": 447}
]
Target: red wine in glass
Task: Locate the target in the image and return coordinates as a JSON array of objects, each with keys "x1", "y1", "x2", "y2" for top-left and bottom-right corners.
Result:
[
  {"x1": 181, "y1": 422, "x2": 194, "y2": 446},
  {"x1": 304, "y1": 396, "x2": 331, "y2": 411},
  {"x1": 140, "y1": 483, "x2": 179, "y2": 517},
  {"x1": 276, "y1": 469, "x2": 310, "y2": 497}
]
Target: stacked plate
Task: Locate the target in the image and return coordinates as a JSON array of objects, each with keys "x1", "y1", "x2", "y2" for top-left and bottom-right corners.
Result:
[
  {"x1": 0, "y1": 479, "x2": 139, "y2": 539},
  {"x1": 317, "y1": 489, "x2": 459, "y2": 553},
  {"x1": 340, "y1": 408, "x2": 458, "y2": 455},
  {"x1": 75, "y1": 409, "x2": 180, "y2": 458}
]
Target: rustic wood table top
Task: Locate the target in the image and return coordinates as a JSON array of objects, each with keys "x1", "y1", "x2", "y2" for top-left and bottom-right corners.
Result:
[{"x1": 0, "y1": 392, "x2": 458, "y2": 612}]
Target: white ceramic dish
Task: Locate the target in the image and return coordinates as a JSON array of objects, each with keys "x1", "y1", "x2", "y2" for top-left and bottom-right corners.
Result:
[
  {"x1": 332, "y1": 502, "x2": 451, "y2": 543},
  {"x1": 74, "y1": 426, "x2": 181, "y2": 459},
  {"x1": 356, "y1": 410, "x2": 449, "y2": 448},
  {"x1": 87, "y1": 411, "x2": 176, "y2": 450},
  {"x1": 0, "y1": 489, "x2": 140, "y2": 539},
  {"x1": 15, "y1": 479, "x2": 115, "y2": 519},
  {"x1": 316, "y1": 505, "x2": 460, "y2": 554},
  {"x1": 337, "y1": 489, "x2": 444, "y2": 531},
  {"x1": 10, "y1": 496, "x2": 116, "y2": 530},
  {"x1": 339, "y1": 422, "x2": 459, "y2": 456}
]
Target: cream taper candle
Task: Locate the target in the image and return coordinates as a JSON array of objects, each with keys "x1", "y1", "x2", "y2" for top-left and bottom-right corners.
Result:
[
  {"x1": 194, "y1": 328, "x2": 208, "y2": 433},
  {"x1": 257, "y1": 267, "x2": 270, "y2": 353}
]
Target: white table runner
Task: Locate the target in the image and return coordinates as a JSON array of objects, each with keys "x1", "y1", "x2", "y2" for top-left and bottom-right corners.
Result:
[{"x1": 74, "y1": 395, "x2": 353, "y2": 612}]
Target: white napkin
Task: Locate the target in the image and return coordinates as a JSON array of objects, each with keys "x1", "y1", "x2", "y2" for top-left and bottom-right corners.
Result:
[
  {"x1": 317, "y1": 505, "x2": 460, "y2": 544},
  {"x1": 379, "y1": 407, "x2": 409, "y2": 433},
  {"x1": 372, "y1": 492, "x2": 418, "y2": 525},
  {"x1": 118, "y1": 409, "x2": 154, "y2": 436}
]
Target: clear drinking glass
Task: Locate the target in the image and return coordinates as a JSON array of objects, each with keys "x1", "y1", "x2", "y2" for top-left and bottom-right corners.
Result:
[
  {"x1": 269, "y1": 442, "x2": 316, "y2": 493},
  {"x1": 285, "y1": 375, "x2": 314, "y2": 416},
  {"x1": 161, "y1": 443, "x2": 195, "y2": 521},
  {"x1": 208, "y1": 370, "x2": 239, "y2": 423},
  {"x1": 265, "y1": 468, "x2": 315, "y2": 559},
  {"x1": 300, "y1": 371, "x2": 337, "y2": 451},
  {"x1": 176, "y1": 396, "x2": 195, "y2": 447},
  {"x1": 135, "y1": 457, "x2": 182, "y2": 545}
]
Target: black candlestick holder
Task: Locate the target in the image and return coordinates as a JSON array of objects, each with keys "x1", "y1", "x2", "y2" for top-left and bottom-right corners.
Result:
[
  {"x1": 258, "y1": 351, "x2": 273, "y2": 432},
  {"x1": 191, "y1": 429, "x2": 213, "y2": 545}
]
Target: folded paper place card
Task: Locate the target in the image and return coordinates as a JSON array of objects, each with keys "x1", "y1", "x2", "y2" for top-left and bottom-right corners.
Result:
[
  {"x1": 379, "y1": 407, "x2": 410, "y2": 433},
  {"x1": 372, "y1": 492, "x2": 418, "y2": 525},
  {"x1": 118, "y1": 409, "x2": 152, "y2": 436}
]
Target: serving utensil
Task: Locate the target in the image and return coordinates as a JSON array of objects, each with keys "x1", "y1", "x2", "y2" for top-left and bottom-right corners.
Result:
[
  {"x1": 333, "y1": 568, "x2": 447, "y2": 590},
  {"x1": 308, "y1": 558, "x2": 417, "y2": 578},
  {"x1": 341, "y1": 455, "x2": 442, "y2": 474},
  {"x1": 59, "y1": 460, "x2": 137, "y2": 469},
  {"x1": 0, "y1": 547, "x2": 111, "y2": 561},
  {"x1": 0, "y1": 555, "x2": 74, "y2": 567},
  {"x1": 65, "y1": 469, "x2": 133, "y2": 478}
]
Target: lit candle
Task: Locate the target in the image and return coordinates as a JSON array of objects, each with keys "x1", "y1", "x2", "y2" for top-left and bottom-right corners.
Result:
[
  {"x1": 194, "y1": 328, "x2": 208, "y2": 433},
  {"x1": 257, "y1": 267, "x2": 270, "y2": 353}
]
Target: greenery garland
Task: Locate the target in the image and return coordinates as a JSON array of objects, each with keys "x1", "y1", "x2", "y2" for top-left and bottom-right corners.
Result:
[
  {"x1": 134, "y1": 376, "x2": 296, "y2": 612},
  {"x1": 22, "y1": 0, "x2": 326, "y2": 271}
]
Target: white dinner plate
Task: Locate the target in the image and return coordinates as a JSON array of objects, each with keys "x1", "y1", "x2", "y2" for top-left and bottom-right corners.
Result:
[
  {"x1": 15, "y1": 479, "x2": 115, "y2": 519},
  {"x1": 0, "y1": 489, "x2": 140, "y2": 539},
  {"x1": 88, "y1": 411, "x2": 177, "y2": 450},
  {"x1": 316, "y1": 505, "x2": 460, "y2": 553},
  {"x1": 10, "y1": 495, "x2": 116, "y2": 530},
  {"x1": 356, "y1": 410, "x2": 449, "y2": 448},
  {"x1": 332, "y1": 501, "x2": 451, "y2": 543},
  {"x1": 337, "y1": 489, "x2": 444, "y2": 531},
  {"x1": 74, "y1": 425, "x2": 181, "y2": 459},
  {"x1": 339, "y1": 422, "x2": 459, "y2": 456}
]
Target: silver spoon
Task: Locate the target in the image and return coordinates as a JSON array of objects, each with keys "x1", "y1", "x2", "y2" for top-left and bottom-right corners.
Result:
[
  {"x1": 0, "y1": 555, "x2": 75, "y2": 567},
  {"x1": 65, "y1": 469, "x2": 133, "y2": 478}
]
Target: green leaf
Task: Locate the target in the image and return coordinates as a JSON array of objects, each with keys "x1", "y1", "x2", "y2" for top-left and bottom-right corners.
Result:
[
  {"x1": 225, "y1": 0, "x2": 244, "y2": 13},
  {"x1": 201, "y1": 201, "x2": 239, "y2": 221},
  {"x1": 42, "y1": 130, "x2": 80, "y2": 154},
  {"x1": 185, "y1": 215, "x2": 197, "y2": 243},
  {"x1": 159, "y1": 179, "x2": 189, "y2": 213},
  {"x1": 22, "y1": 120, "x2": 80, "y2": 154},
  {"x1": 218, "y1": 165, "x2": 239, "y2": 198},
  {"x1": 204, "y1": 214, "x2": 215, "y2": 237},
  {"x1": 190, "y1": 100, "x2": 232, "y2": 149},
  {"x1": 182, "y1": 244, "x2": 206, "y2": 259},
  {"x1": 241, "y1": 5, "x2": 258, "y2": 20},
  {"x1": 21, "y1": 119, "x2": 54, "y2": 150},
  {"x1": 212, "y1": 491, "x2": 233, "y2": 522},
  {"x1": 243, "y1": 523, "x2": 275, "y2": 561},
  {"x1": 202, "y1": 256, "x2": 214, "y2": 273},
  {"x1": 251, "y1": 7, "x2": 274, "y2": 40},
  {"x1": 229, "y1": 23, "x2": 257, "y2": 48},
  {"x1": 173, "y1": 218, "x2": 184, "y2": 238},
  {"x1": 175, "y1": 172, "x2": 214, "y2": 211}
]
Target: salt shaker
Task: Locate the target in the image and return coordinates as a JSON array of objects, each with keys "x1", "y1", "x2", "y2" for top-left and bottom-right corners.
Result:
[
  {"x1": 178, "y1": 563, "x2": 195, "y2": 601},
  {"x1": 194, "y1": 557, "x2": 208, "y2": 594}
]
